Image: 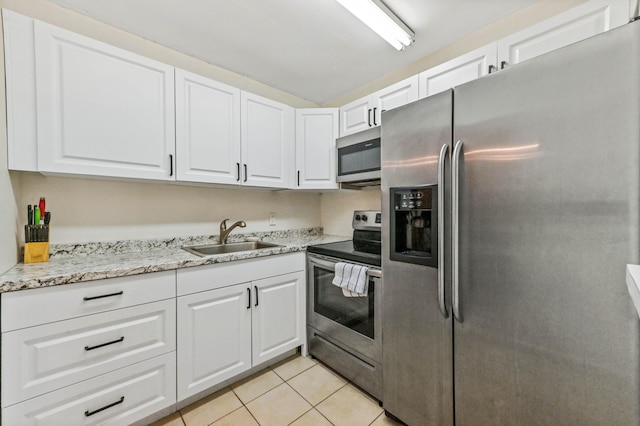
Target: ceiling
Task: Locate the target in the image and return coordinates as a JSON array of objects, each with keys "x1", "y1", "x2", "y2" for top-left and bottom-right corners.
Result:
[{"x1": 47, "y1": 0, "x2": 538, "y2": 105}]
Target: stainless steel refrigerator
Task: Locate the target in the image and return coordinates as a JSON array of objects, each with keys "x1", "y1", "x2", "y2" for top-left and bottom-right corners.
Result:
[{"x1": 381, "y1": 20, "x2": 640, "y2": 425}]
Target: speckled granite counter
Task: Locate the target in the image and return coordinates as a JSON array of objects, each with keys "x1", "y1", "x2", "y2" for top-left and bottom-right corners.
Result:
[{"x1": 0, "y1": 228, "x2": 348, "y2": 293}]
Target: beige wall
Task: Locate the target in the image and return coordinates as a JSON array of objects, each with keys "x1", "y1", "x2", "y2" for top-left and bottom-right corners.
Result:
[
  {"x1": 320, "y1": 189, "x2": 382, "y2": 237},
  {"x1": 16, "y1": 173, "x2": 321, "y2": 244}
]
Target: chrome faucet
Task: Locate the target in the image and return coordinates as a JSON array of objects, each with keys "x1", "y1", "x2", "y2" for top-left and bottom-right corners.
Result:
[{"x1": 219, "y1": 218, "x2": 246, "y2": 244}]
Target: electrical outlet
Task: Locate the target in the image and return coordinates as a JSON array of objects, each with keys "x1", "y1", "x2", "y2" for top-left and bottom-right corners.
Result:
[{"x1": 269, "y1": 213, "x2": 276, "y2": 226}]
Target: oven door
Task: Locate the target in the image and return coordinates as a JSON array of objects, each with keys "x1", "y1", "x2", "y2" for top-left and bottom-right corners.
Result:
[{"x1": 307, "y1": 253, "x2": 381, "y2": 362}]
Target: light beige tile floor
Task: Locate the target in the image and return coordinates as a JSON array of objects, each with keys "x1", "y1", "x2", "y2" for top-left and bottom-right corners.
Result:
[{"x1": 150, "y1": 354, "x2": 403, "y2": 426}]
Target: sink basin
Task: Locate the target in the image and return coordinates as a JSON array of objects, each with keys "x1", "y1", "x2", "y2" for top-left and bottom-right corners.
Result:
[{"x1": 182, "y1": 241, "x2": 283, "y2": 257}]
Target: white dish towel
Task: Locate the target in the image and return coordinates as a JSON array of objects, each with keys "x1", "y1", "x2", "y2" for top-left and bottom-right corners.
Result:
[{"x1": 332, "y1": 262, "x2": 369, "y2": 297}]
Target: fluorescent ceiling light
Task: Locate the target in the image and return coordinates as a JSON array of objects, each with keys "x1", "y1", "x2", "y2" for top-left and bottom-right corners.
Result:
[{"x1": 335, "y1": 0, "x2": 414, "y2": 50}]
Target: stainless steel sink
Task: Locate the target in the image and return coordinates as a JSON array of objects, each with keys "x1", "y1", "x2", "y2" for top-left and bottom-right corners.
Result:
[{"x1": 182, "y1": 241, "x2": 283, "y2": 257}]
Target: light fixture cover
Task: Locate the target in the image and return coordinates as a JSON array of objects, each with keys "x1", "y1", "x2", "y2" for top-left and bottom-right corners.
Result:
[{"x1": 336, "y1": 0, "x2": 414, "y2": 50}]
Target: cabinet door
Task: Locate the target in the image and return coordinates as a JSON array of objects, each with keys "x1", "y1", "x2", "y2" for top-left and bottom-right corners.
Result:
[
  {"x1": 241, "y1": 92, "x2": 295, "y2": 188},
  {"x1": 3, "y1": 10, "x2": 38, "y2": 171},
  {"x1": 419, "y1": 43, "x2": 497, "y2": 99},
  {"x1": 177, "y1": 283, "x2": 251, "y2": 401},
  {"x1": 175, "y1": 69, "x2": 241, "y2": 184},
  {"x1": 34, "y1": 21, "x2": 175, "y2": 180},
  {"x1": 295, "y1": 108, "x2": 339, "y2": 190},
  {"x1": 373, "y1": 75, "x2": 419, "y2": 126},
  {"x1": 497, "y1": 0, "x2": 629, "y2": 69},
  {"x1": 339, "y1": 95, "x2": 373, "y2": 137},
  {"x1": 252, "y1": 271, "x2": 305, "y2": 365}
]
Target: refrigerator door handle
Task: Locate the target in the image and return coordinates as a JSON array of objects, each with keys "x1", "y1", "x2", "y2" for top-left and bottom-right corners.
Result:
[
  {"x1": 452, "y1": 140, "x2": 464, "y2": 322},
  {"x1": 437, "y1": 143, "x2": 449, "y2": 319}
]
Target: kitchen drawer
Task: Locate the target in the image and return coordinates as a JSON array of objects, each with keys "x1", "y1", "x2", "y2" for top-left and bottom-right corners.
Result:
[
  {"x1": 2, "y1": 298, "x2": 176, "y2": 407},
  {"x1": 177, "y1": 252, "x2": 304, "y2": 296},
  {"x1": 2, "y1": 352, "x2": 176, "y2": 425},
  {"x1": 1, "y1": 270, "x2": 176, "y2": 331}
]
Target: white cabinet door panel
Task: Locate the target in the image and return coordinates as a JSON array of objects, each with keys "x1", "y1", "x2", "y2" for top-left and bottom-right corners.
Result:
[
  {"x1": 498, "y1": 0, "x2": 629, "y2": 68},
  {"x1": 35, "y1": 21, "x2": 175, "y2": 180},
  {"x1": 2, "y1": 299, "x2": 175, "y2": 407},
  {"x1": 252, "y1": 271, "x2": 305, "y2": 365},
  {"x1": 295, "y1": 108, "x2": 339, "y2": 189},
  {"x1": 177, "y1": 284, "x2": 251, "y2": 401},
  {"x1": 241, "y1": 92, "x2": 294, "y2": 188},
  {"x1": 176, "y1": 69, "x2": 241, "y2": 184},
  {"x1": 2, "y1": 352, "x2": 176, "y2": 426},
  {"x1": 374, "y1": 76, "x2": 419, "y2": 125},
  {"x1": 3, "y1": 10, "x2": 38, "y2": 171},
  {"x1": 419, "y1": 44, "x2": 497, "y2": 98},
  {"x1": 339, "y1": 96, "x2": 372, "y2": 137}
]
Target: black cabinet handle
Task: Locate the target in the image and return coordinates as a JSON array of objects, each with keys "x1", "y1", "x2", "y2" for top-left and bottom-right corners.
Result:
[
  {"x1": 373, "y1": 107, "x2": 378, "y2": 126},
  {"x1": 367, "y1": 108, "x2": 372, "y2": 127},
  {"x1": 501, "y1": 60, "x2": 508, "y2": 70},
  {"x1": 297, "y1": 170, "x2": 300, "y2": 186},
  {"x1": 83, "y1": 291, "x2": 123, "y2": 301},
  {"x1": 169, "y1": 154, "x2": 173, "y2": 176},
  {"x1": 244, "y1": 164, "x2": 248, "y2": 182},
  {"x1": 254, "y1": 285, "x2": 259, "y2": 306},
  {"x1": 247, "y1": 288, "x2": 251, "y2": 309},
  {"x1": 84, "y1": 336, "x2": 124, "y2": 351},
  {"x1": 236, "y1": 163, "x2": 240, "y2": 181},
  {"x1": 488, "y1": 64, "x2": 496, "y2": 74},
  {"x1": 85, "y1": 396, "x2": 125, "y2": 417}
]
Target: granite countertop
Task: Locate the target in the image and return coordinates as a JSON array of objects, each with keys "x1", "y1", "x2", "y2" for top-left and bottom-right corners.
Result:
[{"x1": 0, "y1": 228, "x2": 349, "y2": 293}]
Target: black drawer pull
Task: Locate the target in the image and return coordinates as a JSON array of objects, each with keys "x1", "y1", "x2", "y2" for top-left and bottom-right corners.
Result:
[
  {"x1": 85, "y1": 336, "x2": 124, "y2": 351},
  {"x1": 83, "y1": 291, "x2": 124, "y2": 301},
  {"x1": 85, "y1": 396, "x2": 125, "y2": 417}
]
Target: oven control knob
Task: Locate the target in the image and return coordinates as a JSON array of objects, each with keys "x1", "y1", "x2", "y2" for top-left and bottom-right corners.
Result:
[
  {"x1": 361, "y1": 215, "x2": 368, "y2": 221},
  {"x1": 355, "y1": 215, "x2": 361, "y2": 221}
]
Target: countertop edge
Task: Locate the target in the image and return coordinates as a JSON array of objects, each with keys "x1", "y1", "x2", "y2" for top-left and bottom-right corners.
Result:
[{"x1": 0, "y1": 234, "x2": 349, "y2": 293}]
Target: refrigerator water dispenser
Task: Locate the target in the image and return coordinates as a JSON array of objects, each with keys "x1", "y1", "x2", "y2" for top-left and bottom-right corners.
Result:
[{"x1": 390, "y1": 185, "x2": 438, "y2": 267}]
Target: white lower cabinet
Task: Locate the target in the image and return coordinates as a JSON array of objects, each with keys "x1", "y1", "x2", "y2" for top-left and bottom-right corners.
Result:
[
  {"x1": 177, "y1": 283, "x2": 252, "y2": 399},
  {"x1": 2, "y1": 352, "x2": 176, "y2": 426},
  {"x1": 2, "y1": 299, "x2": 176, "y2": 407},
  {"x1": 252, "y1": 273, "x2": 305, "y2": 365},
  {"x1": 176, "y1": 253, "x2": 306, "y2": 401},
  {"x1": 0, "y1": 271, "x2": 177, "y2": 423}
]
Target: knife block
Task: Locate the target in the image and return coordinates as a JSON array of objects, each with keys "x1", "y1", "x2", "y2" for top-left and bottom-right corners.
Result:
[
  {"x1": 24, "y1": 224, "x2": 50, "y2": 264},
  {"x1": 24, "y1": 242, "x2": 50, "y2": 264}
]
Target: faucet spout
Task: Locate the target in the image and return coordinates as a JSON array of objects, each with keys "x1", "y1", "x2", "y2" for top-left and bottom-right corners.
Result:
[{"x1": 219, "y1": 219, "x2": 247, "y2": 244}]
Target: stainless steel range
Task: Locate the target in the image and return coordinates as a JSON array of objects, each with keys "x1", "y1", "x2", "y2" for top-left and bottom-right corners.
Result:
[{"x1": 306, "y1": 210, "x2": 382, "y2": 400}]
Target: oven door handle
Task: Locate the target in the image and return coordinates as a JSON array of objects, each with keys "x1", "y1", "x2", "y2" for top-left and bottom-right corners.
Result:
[{"x1": 308, "y1": 255, "x2": 382, "y2": 278}]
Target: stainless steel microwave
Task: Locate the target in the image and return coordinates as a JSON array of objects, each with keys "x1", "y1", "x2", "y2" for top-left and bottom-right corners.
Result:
[{"x1": 336, "y1": 127, "x2": 381, "y2": 186}]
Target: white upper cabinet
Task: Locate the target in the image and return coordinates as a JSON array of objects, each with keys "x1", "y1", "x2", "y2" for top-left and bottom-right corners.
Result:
[
  {"x1": 175, "y1": 69, "x2": 242, "y2": 184},
  {"x1": 241, "y1": 92, "x2": 295, "y2": 188},
  {"x1": 339, "y1": 76, "x2": 418, "y2": 137},
  {"x1": 34, "y1": 21, "x2": 176, "y2": 180},
  {"x1": 340, "y1": 96, "x2": 372, "y2": 137},
  {"x1": 374, "y1": 76, "x2": 420, "y2": 124},
  {"x1": 295, "y1": 108, "x2": 339, "y2": 190},
  {"x1": 3, "y1": 10, "x2": 38, "y2": 171},
  {"x1": 497, "y1": 0, "x2": 629, "y2": 69},
  {"x1": 419, "y1": 43, "x2": 498, "y2": 99}
]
